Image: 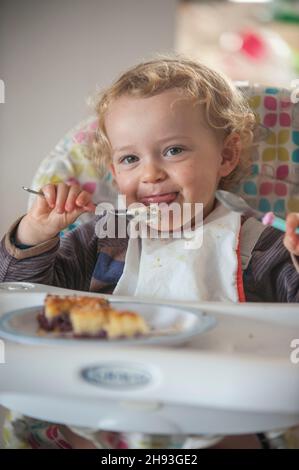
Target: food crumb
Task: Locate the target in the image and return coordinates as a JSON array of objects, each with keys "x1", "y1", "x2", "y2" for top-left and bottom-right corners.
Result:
[{"x1": 153, "y1": 257, "x2": 162, "y2": 267}]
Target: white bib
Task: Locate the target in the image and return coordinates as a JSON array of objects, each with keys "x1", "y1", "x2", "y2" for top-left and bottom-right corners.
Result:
[{"x1": 113, "y1": 203, "x2": 244, "y2": 302}]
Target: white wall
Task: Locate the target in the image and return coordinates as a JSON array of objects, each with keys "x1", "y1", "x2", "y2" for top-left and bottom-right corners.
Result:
[{"x1": 0, "y1": 0, "x2": 176, "y2": 236}]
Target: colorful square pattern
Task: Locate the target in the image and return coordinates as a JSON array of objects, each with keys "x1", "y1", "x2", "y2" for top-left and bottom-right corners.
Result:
[{"x1": 239, "y1": 86, "x2": 299, "y2": 216}]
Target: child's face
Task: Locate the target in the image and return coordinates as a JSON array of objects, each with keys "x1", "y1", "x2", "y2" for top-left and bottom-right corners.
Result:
[{"x1": 106, "y1": 89, "x2": 239, "y2": 220}]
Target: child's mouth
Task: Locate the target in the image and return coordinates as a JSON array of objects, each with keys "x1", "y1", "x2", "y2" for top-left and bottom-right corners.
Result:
[{"x1": 139, "y1": 192, "x2": 179, "y2": 205}]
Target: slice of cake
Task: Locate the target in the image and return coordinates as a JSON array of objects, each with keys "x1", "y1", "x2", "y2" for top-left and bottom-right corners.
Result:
[
  {"x1": 38, "y1": 294, "x2": 149, "y2": 339},
  {"x1": 104, "y1": 310, "x2": 151, "y2": 339}
]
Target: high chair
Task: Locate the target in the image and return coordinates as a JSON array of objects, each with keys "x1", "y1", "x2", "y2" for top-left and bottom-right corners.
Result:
[{"x1": 0, "y1": 85, "x2": 299, "y2": 449}]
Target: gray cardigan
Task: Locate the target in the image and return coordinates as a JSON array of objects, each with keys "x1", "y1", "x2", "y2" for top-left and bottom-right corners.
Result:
[{"x1": 1, "y1": 215, "x2": 299, "y2": 302}]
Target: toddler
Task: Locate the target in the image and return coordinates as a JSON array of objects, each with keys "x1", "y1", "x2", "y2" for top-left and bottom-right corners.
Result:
[{"x1": 1, "y1": 56, "x2": 299, "y2": 448}]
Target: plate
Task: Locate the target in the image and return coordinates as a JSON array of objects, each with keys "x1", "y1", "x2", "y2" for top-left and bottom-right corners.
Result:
[{"x1": 0, "y1": 301, "x2": 216, "y2": 346}]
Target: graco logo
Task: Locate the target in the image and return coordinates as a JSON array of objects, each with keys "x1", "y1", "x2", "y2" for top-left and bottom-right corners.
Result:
[{"x1": 80, "y1": 363, "x2": 153, "y2": 389}]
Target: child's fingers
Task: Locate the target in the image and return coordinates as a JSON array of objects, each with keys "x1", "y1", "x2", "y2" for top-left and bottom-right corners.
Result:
[
  {"x1": 75, "y1": 191, "x2": 95, "y2": 210},
  {"x1": 36, "y1": 183, "x2": 95, "y2": 220},
  {"x1": 286, "y1": 213, "x2": 299, "y2": 245},
  {"x1": 55, "y1": 182, "x2": 70, "y2": 213},
  {"x1": 81, "y1": 201, "x2": 96, "y2": 212},
  {"x1": 40, "y1": 184, "x2": 56, "y2": 209},
  {"x1": 64, "y1": 184, "x2": 82, "y2": 212},
  {"x1": 284, "y1": 213, "x2": 299, "y2": 255},
  {"x1": 286, "y1": 213, "x2": 299, "y2": 235},
  {"x1": 284, "y1": 234, "x2": 296, "y2": 253}
]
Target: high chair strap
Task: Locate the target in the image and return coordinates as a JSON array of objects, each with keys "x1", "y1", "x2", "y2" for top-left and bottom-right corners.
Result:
[{"x1": 240, "y1": 217, "x2": 267, "y2": 271}]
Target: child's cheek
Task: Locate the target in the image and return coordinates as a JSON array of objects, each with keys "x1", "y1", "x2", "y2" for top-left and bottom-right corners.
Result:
[
  {"x1": 183, "y1": 172, "x2": 216, "y2": 204},
  {"x1": 115, "y1": 179, "x2": 136, "y2": 204}
]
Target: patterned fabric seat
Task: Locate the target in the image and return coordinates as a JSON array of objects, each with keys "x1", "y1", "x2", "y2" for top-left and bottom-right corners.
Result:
[
  {"x1": 238, "y1": 85, "x2": 299, "y2": 216},
  {"x1": 28, "y1": 117, "x2": 117, "y2": 234}
]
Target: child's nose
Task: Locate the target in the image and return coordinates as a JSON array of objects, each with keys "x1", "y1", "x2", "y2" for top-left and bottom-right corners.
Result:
[{"x1": 141, "y1": 161, "x2": 167, "y2": 183}]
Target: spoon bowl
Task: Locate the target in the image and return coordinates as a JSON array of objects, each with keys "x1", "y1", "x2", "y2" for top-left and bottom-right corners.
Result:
[
  {"x1": 215, "y1": 190, "x2": 262, "y2": 218},
  {"x1": 215, "y1": 190, "x2": 299, "y2": 235}
]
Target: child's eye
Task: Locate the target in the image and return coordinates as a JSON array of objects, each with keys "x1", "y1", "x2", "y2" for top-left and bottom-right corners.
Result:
[
  {"x1": 164, "y1": 147, "x2": 184, "y2": 157},
  {"x1": 120, "y1": 155, "x2": 139, "y2": 165}
]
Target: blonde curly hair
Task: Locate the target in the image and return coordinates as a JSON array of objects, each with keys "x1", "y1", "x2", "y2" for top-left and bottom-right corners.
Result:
[{"x1": 89, "y1": 55, "x2": 256, "y2": 190}]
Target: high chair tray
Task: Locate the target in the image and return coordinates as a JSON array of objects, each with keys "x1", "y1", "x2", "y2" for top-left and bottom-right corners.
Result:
[{"x1": 0, "y1": 282, "x2": 298, "y2": 435}]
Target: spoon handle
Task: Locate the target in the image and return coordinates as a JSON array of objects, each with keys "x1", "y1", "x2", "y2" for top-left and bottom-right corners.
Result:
[
  {"x1": 262, "y1": 213, "x2": 299, "y2": 235},
  {"x1": 22, "y1": 186, "x2": 45, "y2": 197}
]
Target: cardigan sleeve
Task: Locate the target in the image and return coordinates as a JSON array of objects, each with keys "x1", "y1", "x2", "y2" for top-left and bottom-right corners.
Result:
[
  {"x1": 243, "y1": 225, "x2": 299, "y2": 302},
  {"x1": 0, "y1": 215, "x2": 100, "y2": 291}
]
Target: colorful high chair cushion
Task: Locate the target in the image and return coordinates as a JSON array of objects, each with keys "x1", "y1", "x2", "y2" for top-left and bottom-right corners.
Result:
[
  {"x1": 28, "y1": 116, "x2": 117, "y2": 235},
  {"x1": 238, "y1": 85, "x2": 299, "y2": 217}
]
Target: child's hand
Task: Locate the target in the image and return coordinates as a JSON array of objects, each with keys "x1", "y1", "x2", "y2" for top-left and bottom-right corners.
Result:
[
  {"x1": 15, "y1": 182, "x2": 96, "y2": 245},
  {"x1": 283, "y1": 213, "x2": 299, "y2": 256}
]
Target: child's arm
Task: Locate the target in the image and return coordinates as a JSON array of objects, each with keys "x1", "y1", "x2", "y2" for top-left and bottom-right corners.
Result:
[
  {"x1": 0, "y1": 183, "x2": 98, "y2": 291},
  {"x1": 0, "y1": 217, "x2": 99, "y2": 290},
  {"x1": 244, "y1": 223, "x2": 299, "y2": 302}
]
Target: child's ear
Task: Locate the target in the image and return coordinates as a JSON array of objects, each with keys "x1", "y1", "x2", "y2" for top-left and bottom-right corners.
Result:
[
  {"x1": 219, "y1": 133, "x2": 241, "y2": 177},
  {"x1": 109, "y1": 163, "x2": 116, "y2": 178},
  {"x1": 109, "y1": 163, "x2": 119, "y2": 189}
]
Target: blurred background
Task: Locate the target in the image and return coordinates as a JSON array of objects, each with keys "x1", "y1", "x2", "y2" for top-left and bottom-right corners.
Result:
[
  {"x1": 0, "y1": 0, "x2": 299, "y2": 235},
  {"x1": 177, "y1": 0, "x2": 299, "y2": 85}
]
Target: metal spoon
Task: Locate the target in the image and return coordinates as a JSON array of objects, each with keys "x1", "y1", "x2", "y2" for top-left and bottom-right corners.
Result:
[
  {"x1": 215, "y1": 189, "x2": 299, "y2": 234},
  {"x1": 22, "y1": 186, "x2": 45, "y2": 197},
  {"x1": 22, "y1": 186, "x2": 158, "y2": 221}
]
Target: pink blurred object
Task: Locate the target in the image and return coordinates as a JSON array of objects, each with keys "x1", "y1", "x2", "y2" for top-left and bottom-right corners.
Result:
[
  {"x1": 262, "y1": 212, "x2": 275, "y2": 226},
  {"x1": 240, "y1": 31, "x2": 267, "y2": 60}
]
